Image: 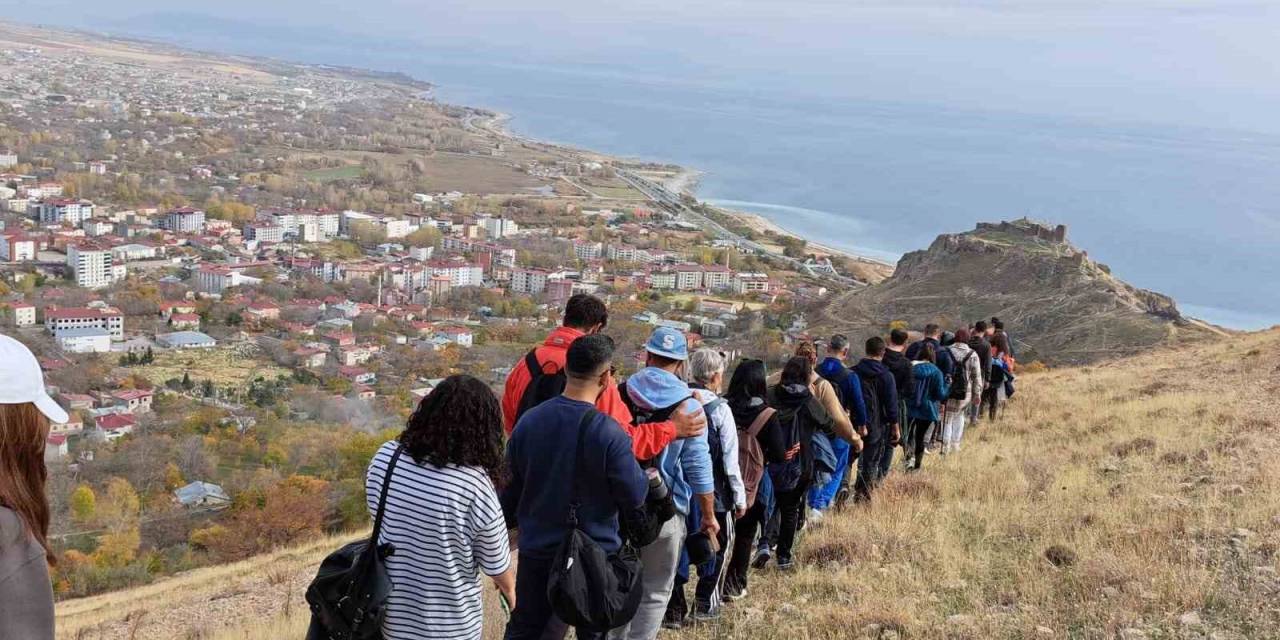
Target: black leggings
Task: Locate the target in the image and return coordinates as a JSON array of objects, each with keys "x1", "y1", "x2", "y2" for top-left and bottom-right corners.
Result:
[
  {"x1": 725, "y1": 500, "x2": 765, "y2": 593},
  {"x1": 982, "y1": 387, "x2": 1001, "y2": 420},
  {"x1": 909, "y1": 417, "x2": 933, "y2": 470},
  {"x1": 775, "y1": 483, "x2": 809, "y2": 563}
]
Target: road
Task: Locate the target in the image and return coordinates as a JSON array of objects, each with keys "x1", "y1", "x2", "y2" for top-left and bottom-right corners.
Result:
[{"x1": 616, "y1": 169, "x2": 865, "y2": 287}]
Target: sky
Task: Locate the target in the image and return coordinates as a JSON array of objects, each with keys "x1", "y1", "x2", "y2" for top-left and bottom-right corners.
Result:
[{"x1": 4, "y1": 1, "x2": 1280, "y2": 134}]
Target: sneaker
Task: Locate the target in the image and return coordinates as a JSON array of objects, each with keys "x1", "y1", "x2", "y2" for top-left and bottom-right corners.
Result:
[
  {"x1": 723, "y1": 585, "x2": 747, "y2": 602},
  {"x1": 777, "y1": 557, "x2": 796, "y2": 572},
  {"x1": 751, "y1": 547, "x2": 772, "y2": 570},
  {"x1": 693, "y1": 603, "x2": 721, "y2": 621},
  {"x1": 807, "y1": 508, "x2": 825, "y2": 527},
  {"x1": 661, "y1": 610, "x2": 685, "y2": 630}
]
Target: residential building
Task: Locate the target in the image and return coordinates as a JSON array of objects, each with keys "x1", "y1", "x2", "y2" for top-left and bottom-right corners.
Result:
[
  {"x1": 435, "y1": 326, "x2": 474, "y2": 348},
  {"x1": 111, "y1": 243, "x2": 158, "y2": 262},
  {"x1": 168, "y1": 313, "x2": 200, "y2": 330},
  {"x1": 55, "y1": 327, "x2": 112, "y2": 353},
  {"x1": 45, "y1": 434, "x2": 68, "y2": 462},
  {"x1": 175, "y1": 481, "x2": 232, "y2": 509},
  {"x1": 675, "y1": 265, "x2": 703, "y2": 291},
  {"x1": 648, "y1": 270, "x2": 677, "y2": 290},
  {"x1": 545, "y1": 278, "x2": 575, "y2": 304},
  {"x1": 244, "y1": 300, "x2": 281, "y2": 322},
  {"x1": 480, "y1": 215, "x2": 518, "y2": 239},
  {"x1": 244, "y1": 223, "x2": 285, "y2": 243},
  {"x1": 511, "y1": 267, "x2": 549, "y2": 295},
  {"x1": 733, "y1": 273, "x2": 771, "y2": 294},
  {"x1": 427, "y1": 260, "x2": 484, "y2": 288},
  {"x1": 67, "y1": 243, "x2": 124, "y2": 288},
  {"x1": 45, "y1": 306, "x2": 124, "y2": 340},
  {"x1": 111, "y1": 389, "x2": 153, "y2": 414},
  {"x1": 94, "y1": 413, "x2": 137, "y2": 441},
  {"x1": 195, "y1": 264, "x2": 262, "y2": 294},
  {"x1": 156, "y1": 331, "x2": 218, "y2": 349},
  {"x1": 10, "y1": 302, "x2": 35, "y2": 327},
  {"x1": 33, "y1": 198, "x2": 94, "y2": 225},
  {"x1": 0, "y1": 152, "x2": 16, "y2": 168},
  {"x1": 573, "y1": 241, "x2": 603, "y2": 260},
  {"x1": 0, "y1": 233, "x2": 35, "y2": 261},
  {"x1": 702, "y1": 265, "x2": 733, "y2": 290},
  {"x1": 160, "y1": 207, "x2": 206, "y2": 233},
  {"x1": 82, "y1": 218, "x2": 115, "y2": 236}
]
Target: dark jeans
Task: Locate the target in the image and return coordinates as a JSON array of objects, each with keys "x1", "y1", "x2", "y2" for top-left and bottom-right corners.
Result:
[
  {"x1": 725, "y1": 500, "x2": 765, "y2": 594},
  {"x1": 775, "y1": 483, "x2": 809, "y2": 563},
  {"x1": 505, "y1": 554, "x2": 607, "y2": 640},
  {"x1": 909, "y1": 417, "x2": 934, "y2": 470},
  {"x1": 982, "y1": 387, "x2": 1001, "y2": 421},
  {"x1": 855, "y1": 435, "x2": 888, "y2": 502}
]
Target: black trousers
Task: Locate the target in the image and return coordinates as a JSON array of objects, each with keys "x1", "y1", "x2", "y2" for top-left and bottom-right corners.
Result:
[
  {"x1": 982, "y1": 387, "x2": 1001, "y2": 420},
  {"x1": 909, "y1": 417, "x2": 933, "y2": 470},
  {"x1": 504, "y1": 554, "x2": 606, "y2": 640},
  {"x1": 855, "y1": 436, "x2": 888, "y2": 502},
  {"x1": 775, "y1": 483, "x2": 809, "y2": 563},
  {"x1": 724, "y1": 500, "x2": 764, "y2": 594}
]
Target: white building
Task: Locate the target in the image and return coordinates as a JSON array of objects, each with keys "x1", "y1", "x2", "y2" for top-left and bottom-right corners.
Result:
[
  {"x1": 82, "y1": 219, "x2": 115, "y2": 236},
  {"x1": 480, "y1": 216, "x2": 518, "y2": 240},
  {"x1": 157, "y1": 331, "x2": 217, "y2": 349},
  {"x1": 10, "y1": 303, "x2": 35, "y2": 327},
  {"x1": 195, "y1": 265, "x2": 262, "y2": 294},
  {"x1": 111, "y1": 243, "x2": 158, "y2": 262},
  {"x1": 427, "y1": 261, "x2": 484, "y2": 288},
  {"x1": 379, "y1": 217, "x2": 412, "y2": 239},
  {"x1": 55, "y1": 327, "x2": 112, "y2": 353},
  {"x1": 67, "y1": 244, "x2": 124, "y2": 289},
  {"x1": 0, "y1": 233, "x2": 35, "y2": 261},
  {"x1": 0, "y1": 152, "x2": 16, "y2": 168},
  {"x1": 648, "y1": 271, "x2": 677, "y2": 290},
  {"x1": 45, "y1": 305, "x2": 125, "y2": 340},
  {"x1": 733, "y1": 273, "x2": 770, "y2": 294},
  {"x1": 675, "y1": 265, "x2": 703, "y2": 291},
  {"x1": 702, "y1": 265, "x2": 733, "y2": 290},
  {"x1": 160, "y1": 207, "x2": 206, "y2": 234},
  {"x1": 511, "y1": 267, "x2": 550, "y2": 295},
  {"x1": 244, "y1": 223, "x2": 285, "y2": 243},
  {"x1": 574, "y1": 241, "x2": 603, "y2": 260},
  {"x1": 33, "y1": 198, "x2": 94, "y2": 226}
]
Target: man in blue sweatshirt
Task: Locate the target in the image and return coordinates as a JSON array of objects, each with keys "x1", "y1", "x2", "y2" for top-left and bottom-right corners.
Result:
[
  {"x1": 611, "y1": 327, "x2": 716, "y2": 640},
  {"x1": 852, "y1": 336, "x2": 899, "y2": 503},
  {"x1": 503, "y1": 334, "x2": 649, "y2": 640},
  {"x1": 810, "y1": 334, "x2": 867, "y2": 513}
]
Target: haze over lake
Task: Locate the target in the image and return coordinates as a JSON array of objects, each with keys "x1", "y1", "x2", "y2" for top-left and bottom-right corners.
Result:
[{"x1": 18, "y1": 1, "x2": 1280, "y2": 329}]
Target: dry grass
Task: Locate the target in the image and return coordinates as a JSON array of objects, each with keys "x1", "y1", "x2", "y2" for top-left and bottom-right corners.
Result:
[
  {"x1": 130, "y1": 347, "x2": 290, "y2": 389},
  {"x1": 60, "y1": 330, "x2": 1280, "y2": 639}
]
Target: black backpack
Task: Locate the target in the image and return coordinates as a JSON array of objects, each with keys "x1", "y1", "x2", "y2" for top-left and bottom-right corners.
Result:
[
  {"x1": 854, "y1": 368, "x2": 883, "y2": 437},
  {"x1": 305, "y1": 445, "x2": 404, "y2": 640},
  {"x1": 546, "y1": 409, "x2": 645, "y2": 631},
  {"x1": 515, "y1": 349, "x2": 567, "y2": 424},
  {"x1": 700, "y1": 397, "x2": 735, "y2": 512},
  {"x1": 767, "y1": 406, "x2": 805, "y2": 492},
  {"x1": 949, "y1": 351, "x2": 974, "y2": 401}
]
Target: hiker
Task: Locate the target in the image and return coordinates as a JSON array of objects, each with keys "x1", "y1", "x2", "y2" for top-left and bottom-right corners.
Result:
[
  {"x1": 501, "y1": 293, "x2": 705, "y2": 459},
  {"x1": 765, "y1": 356, "x2": 837, "y2": 571},
  {"x1": 0, "y1": 335, "x2": 64, "y2": 640},
  {"x1": 942, "y1": 328, "x2": 983, "y2": 453},
  {"x1": 721, "y1": 359, "x2": 789, "y2": 599},
  {"x1": 984, "y1": 335, "x2": 1014, "y2": 421},
  {"x1": 881, "y1": 329, "x2": 914, "y2": 474},
  {"x1": 811, "y1": 334, "x2": 867, "y2": 514},
  {"x1": 905, "y1": 343, "x2": 949, "y2": 471},
  {"x1": 793, "y1": 340, "x2": 858, "y2": 525},
  {"x1": 966, "y1": 321, "x2": 993, "y2": 425},
  {"x1": 503, "y1": 335, "x2": 651, "y2": 640},
  {"x1": 906, "y1": 323, "x2": 955, "y2": 380},
  {"x1": 664, "y1": 349, "x2": 744, "y2": 628},
  {"x1": 992, "y1": 317, "x2": 1016, "y2": 361},
  {"x1": 611, "y1": 327, "x2": 717, "y2": 640},
  {"x1": 852, "y1": 336, "x2": 900, "y2": 501},
  {"x1": 364, "y1": 375, "x2": 514, "y2": 640}
]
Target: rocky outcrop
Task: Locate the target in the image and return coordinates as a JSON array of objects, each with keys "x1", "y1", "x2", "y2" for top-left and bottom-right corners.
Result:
[{"x1": 820, "y1": 219, "x2": 1212, "y2": 365}]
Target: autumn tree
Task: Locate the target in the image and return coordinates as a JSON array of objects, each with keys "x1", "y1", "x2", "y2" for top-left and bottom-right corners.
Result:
[{"x1": 69, "y1": 484, "x2": 97, "y2": 524}]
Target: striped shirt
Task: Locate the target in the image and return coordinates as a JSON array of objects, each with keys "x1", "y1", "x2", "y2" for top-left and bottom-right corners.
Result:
[{"x1": 366, "y1": 441, "x2": 511, "y2": 640}]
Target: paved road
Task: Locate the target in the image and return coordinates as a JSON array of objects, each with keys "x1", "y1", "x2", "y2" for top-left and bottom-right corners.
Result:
[{"x1": 617, "y1": 170, "x2": 864, "y2": 287}]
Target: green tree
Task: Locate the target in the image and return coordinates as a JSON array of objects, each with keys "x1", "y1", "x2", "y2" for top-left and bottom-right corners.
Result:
[
  {"x1": 403, "y1": 226, "x2": 441, "y2": 249},
  {"x1": 69, "y1": 485, "x2": 96, "y2": 524}
]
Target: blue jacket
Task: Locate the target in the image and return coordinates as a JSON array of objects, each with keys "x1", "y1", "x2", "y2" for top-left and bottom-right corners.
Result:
[
  {"x1": 816, "y1": 357, "x2": 868, "y2": 427},
  {"x1": 502, "y1": 396, "x2": 648, "y2": 559},
  {"x1": 853, "y1": 358, "x2": 899, "y2": 428},
  {"x1": 906, "y1": 361, "x2": 950, "y2": 423},
  {"x1": 906, "y1": 338, "x2": 954, "y2": 378},
  {"x1": 624, "y1": 367, "x2": 714, "y2": 516}
]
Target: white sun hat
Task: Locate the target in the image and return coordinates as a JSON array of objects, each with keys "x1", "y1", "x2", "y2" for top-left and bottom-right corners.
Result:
[{"x1": 0, "y1": 333, "x2": 70, "y2": 423}]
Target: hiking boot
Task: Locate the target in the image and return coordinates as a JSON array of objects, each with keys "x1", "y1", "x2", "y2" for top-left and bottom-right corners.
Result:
[
  {"x1": 833, "y1": 487, "x2": 851, "y2": 512},
  {"x1": 751, "y1": 547, "x2": 772, "y2": 570},
  {"x1": 777, "y1": 557, "x2": 796, "y2": 572},
  {"x1": 661, "y1": 608, "x2": 686, "y2": 630},
  {"x1": 693, "y1": 602, "x2": 721, "y2": 621}
]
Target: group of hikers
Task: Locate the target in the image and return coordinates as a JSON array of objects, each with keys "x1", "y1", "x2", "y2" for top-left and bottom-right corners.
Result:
[
  {"x1": 357, "y1": 294, "x2": 1020, "y2": 640},
  {"x1": 0, "y1": 293, "x2": 1018, "y2": 640}
]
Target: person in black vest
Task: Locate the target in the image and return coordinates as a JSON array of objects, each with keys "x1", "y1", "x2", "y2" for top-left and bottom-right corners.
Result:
[
  {"x1": 880, "y1": 329, "x2": 914, "y2": 478},
  {"x1": 967, "y1": 321, "x2": 993, "y2": 425}
]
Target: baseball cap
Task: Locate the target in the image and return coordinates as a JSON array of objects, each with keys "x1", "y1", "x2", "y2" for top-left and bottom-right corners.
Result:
[
  {"x1": 0, "y1": 334, "x2": 70, "y2": 424},
  {"x1": 644, "y1": 326, "x2": 689, "y2": 361}
]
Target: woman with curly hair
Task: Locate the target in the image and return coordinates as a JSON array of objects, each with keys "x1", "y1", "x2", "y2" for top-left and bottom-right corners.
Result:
[{"x1": 366, "y1": 374, "x2": 515, "y2": 639}]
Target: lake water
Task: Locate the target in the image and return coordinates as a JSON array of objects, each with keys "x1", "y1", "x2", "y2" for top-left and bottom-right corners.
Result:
[{"x1": 103, "y1": 28, "x2": 1280, "y2": 330}]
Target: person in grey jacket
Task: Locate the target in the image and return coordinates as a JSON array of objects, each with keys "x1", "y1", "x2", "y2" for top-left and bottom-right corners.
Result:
[
  {"x1": 0, "y1": 334, "x2": 69, "y2": 640},
  {"x1": 943, "y1": 329, "x2": 985, "y2": 453}
]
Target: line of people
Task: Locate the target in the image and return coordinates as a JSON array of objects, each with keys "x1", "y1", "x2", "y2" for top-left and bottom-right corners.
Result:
[{"x1": 357, "y1": 295, "x2": 1019, "y2": 639}]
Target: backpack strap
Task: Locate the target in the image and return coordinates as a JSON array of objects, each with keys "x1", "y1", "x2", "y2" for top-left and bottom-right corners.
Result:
[
  {"x1": 524, "y1": 349, "x2": 547, "y2": 378},
  {"x1": 565, "y1": 408, "x2": 599, "y2": 528},
  {"x1": 370, "y1": 444, "x2": 406, "y2": 546},
  {"x1": 745, "y1": 407, "x2": 775, "y2": 437}
]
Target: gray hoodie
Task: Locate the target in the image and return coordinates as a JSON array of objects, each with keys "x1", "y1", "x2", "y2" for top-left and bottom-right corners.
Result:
[{"x1": 0, "y1": 507, "x2": 54, "y2": 640}]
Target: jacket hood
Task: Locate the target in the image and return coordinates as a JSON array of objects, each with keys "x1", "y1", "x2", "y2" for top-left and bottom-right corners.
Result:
[
  {"x1": 773, "y1": 382, "x2": 812, "y2": 408},
  {"x1": 625, "y1": 366, "x2": 693, "y2": 411},
  {"x1": 854, "y1": 359, "x2": 889, "y2": 377},
  {"x1": 949, "y1": 342, "x2": 973, "y2": 357}
]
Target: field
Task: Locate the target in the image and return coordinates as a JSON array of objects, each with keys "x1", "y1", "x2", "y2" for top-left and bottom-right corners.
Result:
[
  {"x1": 301, "y1": 165, "x2": 366, "y2": 182},
  {"x1": 289, "y1": 149, "x2": 556, "y2": 194},
  {"x1": 57, "y1": 329, "x2": 1280, "y2": 639},
  {"x1": 130, "y1": 347, "x2": 291, "y2": 389}
]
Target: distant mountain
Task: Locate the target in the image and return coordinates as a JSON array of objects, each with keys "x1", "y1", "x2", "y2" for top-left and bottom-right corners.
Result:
[{"x1": 817, "y1": 218, "x2": 1222, "y2": 364}]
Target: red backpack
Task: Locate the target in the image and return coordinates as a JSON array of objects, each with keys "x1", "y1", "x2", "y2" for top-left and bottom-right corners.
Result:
[{"x1": 737, "y1": 407, "x2": 776, "y2": 509}]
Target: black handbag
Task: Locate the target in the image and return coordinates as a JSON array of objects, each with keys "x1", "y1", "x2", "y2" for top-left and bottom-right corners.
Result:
[
  {"x1": 545, "y1": 409, "x2": 645, "y2": 632},
  {"x1": 305, "y1": 445, "x2": 405, "y2": 640}
]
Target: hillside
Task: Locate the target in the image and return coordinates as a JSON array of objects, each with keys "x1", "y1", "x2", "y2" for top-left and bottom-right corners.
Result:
[
  {"x1": 56, "y1": 329, "x2": 1280, "y2": 639},
  {"x1": 817, "y1": 219, "x2": 1224, "y2": 364}
]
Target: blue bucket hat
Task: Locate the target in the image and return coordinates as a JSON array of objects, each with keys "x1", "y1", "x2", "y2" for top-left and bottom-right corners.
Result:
[{"x1": 645, "y1": 326, "x2": 688, "y2": 361}]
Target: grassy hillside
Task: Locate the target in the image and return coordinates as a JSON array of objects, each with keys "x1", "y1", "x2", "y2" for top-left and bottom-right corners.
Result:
[{"x1": 58, "y1": 329, "x2": 1280, "y2": 639}]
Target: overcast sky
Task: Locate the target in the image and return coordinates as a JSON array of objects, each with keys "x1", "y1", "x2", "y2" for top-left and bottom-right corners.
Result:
[{"x1": 3, "y1": 1, "x2": 1280, "y2": 132}]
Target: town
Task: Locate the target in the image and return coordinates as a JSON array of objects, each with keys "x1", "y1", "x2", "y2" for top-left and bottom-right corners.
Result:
[{"x1": 0, "y1": 22, "x2": 849, "y2": 598}]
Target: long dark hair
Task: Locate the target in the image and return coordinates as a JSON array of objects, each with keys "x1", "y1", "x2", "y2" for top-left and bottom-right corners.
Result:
[
  {"x1": 0, "y1": 403, "x2": 53, "y2": 565},
  {"x1": 726, "y1": 359, "x2": 768, "y2": 402},
  {"x1": 398, "y1": 375, "x2": 504, "y2": 485},
  {"x1": 780, "y1": 356, "x2": 813, "y2": 387}
]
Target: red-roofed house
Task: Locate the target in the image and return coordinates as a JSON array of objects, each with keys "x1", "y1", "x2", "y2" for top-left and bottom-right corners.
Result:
[
  {"x1": 168, "y1": 313, "x2": 201, "y2": 330},
  {"x1": 45, "y1": 434, "x2": 68, "y2": 462},
  {"x1": 111, "y1": 389, "x2": 154, "y2": 414},
  {"x1": 338, "y1": 366, "x2": 376, "y2": 385},
  {"x1": 44, "y1": 305, "x2": 124, "y2": 340},
  {"x1": 94, "y1": 413, "x2": 137, "y2": 442},
  {"x1": 245, "y1": 300, "x2": 281, "y2": 322}
]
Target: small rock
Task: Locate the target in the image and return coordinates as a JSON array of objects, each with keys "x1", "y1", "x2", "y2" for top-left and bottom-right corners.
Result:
[
  {"x1": 1178, "y1": 611, "x2": 1202, "y2": 627},
  {"x1": 1035, "y1": 626, "x2": 1054, "y2": 637},
  {"x1": 1101, "y1": 586, "x2": 1120, "y2": 599},
  {"x1": 860, "y1": 623, "x2": 882, "y2": 638},
  {"x1": 779, "y1": 603, "x2": 800, "y2": 616},
  {"x1": 1119, "y1": 628, "x2": 1148, "y2": 640},
  {"x1": 1044, "y1": 544, "x2": 1078, "y2": 567},
  {"x1": 946, "y1": 614, "x2": 976, "y2": 627},
  {"x1": 1100, "y1": 460, "x2": 1122, "y2": 473}
]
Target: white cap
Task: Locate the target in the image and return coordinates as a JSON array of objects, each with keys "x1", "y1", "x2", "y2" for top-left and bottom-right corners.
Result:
[{"x1": 0, "y1": 333, "x2": 70, "y2": 424}]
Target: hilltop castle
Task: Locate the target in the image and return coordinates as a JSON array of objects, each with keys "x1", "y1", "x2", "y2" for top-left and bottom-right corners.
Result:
[{"x1": 975, "y1": 218, "x2": 1068, "y2": 244}]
